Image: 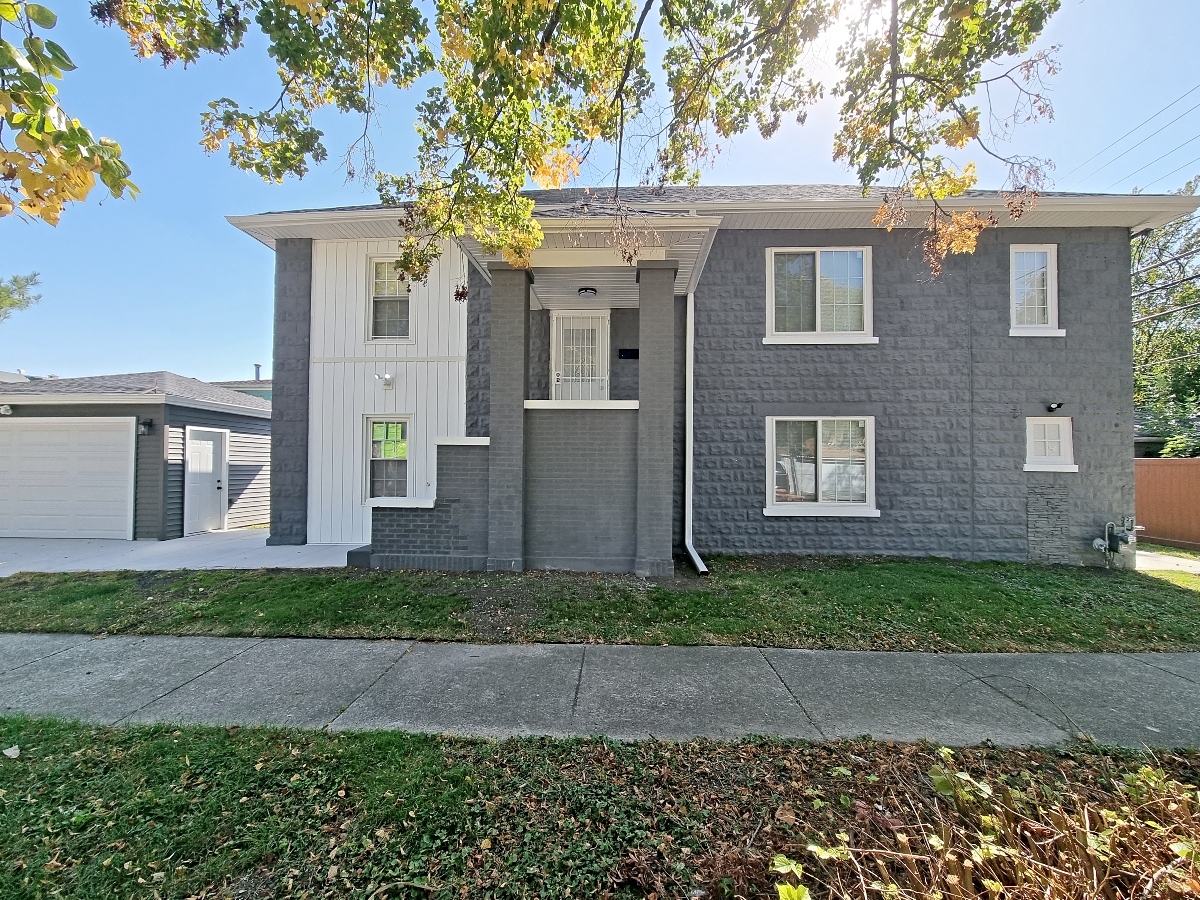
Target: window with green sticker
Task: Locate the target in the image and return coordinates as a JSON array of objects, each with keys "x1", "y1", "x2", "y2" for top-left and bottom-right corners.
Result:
[{"x1": 369, "y1": 421, "x2": 408, "y2": 497}]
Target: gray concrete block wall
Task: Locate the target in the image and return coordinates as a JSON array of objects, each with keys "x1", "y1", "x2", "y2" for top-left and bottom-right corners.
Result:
[
  {"x1": 610, "y1": 308, "x2": 640, "y2": 401},
  {"x1": 524, "y1": 409, "x2": 638, "y2": 571},
  {"x1": 635, "y1": 261, "x2": 679, "y2": 576},
  {"x1": 691, "y1": 226, "x2": 1133, "y2": 566},
  {"x1": 268, "y1": 237, "x2": 313, "y2": 545},
  {"x1": 486, "y1": 264, "x2": 533, "y2": 571},
  {"x1": 466, "y1": 262, "x2": 491, "y2": 438},
  {"x1": 528, "y1": 309, "x2": 550, "y2": 401},
  {"x1": 371, "y1": 445, "x2": 490, "y2": 570}
]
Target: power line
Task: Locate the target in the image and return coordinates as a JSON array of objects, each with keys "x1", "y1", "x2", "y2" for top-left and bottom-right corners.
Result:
[
  {"x1": 1133, "y1": 245, "x2": 1200, "y2": 277},
  {"x1": 1059, "y1": 81, "x2": 1200, "y2": 181},
  {"x1": 1071, "y1": 99, "x2": 1200, "y2": 186},
  {"x1": 1133, "y1": 298, "x2": 1200, "y2": 323},
  {"x1": 1131, "y1": 271, "x2": 1200, "y2": 299},
  {"x1": 1105, "y1": 133, "x2": 1200, "y2": 191},
  {"x1": 1135, "y1": 350, "x2": 1200, "y2": 369},
  {"x1": 1139, "y1": 153, "x2": 1200, "y2": 191}
]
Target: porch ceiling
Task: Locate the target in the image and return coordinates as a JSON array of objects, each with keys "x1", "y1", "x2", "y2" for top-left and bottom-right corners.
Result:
[{"x1": 456, "y1": 217, "x2": 722, "y2": 309}]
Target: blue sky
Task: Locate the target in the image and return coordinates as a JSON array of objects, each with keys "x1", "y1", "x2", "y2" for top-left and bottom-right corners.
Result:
[{"x1": 3, "y1": 0, "x2": 1199, "y2": 380}]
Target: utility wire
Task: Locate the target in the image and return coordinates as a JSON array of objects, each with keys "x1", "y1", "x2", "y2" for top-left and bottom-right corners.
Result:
[
  {"x1": 1133, "y1": 245, "x2": 1200, "y2": 277},
  {"x1": 1132, "y1": 272, "x2": 1200, "y2": 299},
  {"x1": 1133, "y1": 298, "x2": 1200, "y2": 323},
  {"x1": 1071, "y1": 99, "x2": 1200, "y2": 186},
  {"x1": 1105, "y1": 133, "x2": 1200, "y2": 191},
  {"x1": 1135, "y1": 350, "x2": 1200, "y2": 369},
  {"x1": 1059, "y1": 82, "x2": 1200, "y2": 181},
  {"x1": 1140, "y1": 152, "x2": 1200, "y2": 191}
]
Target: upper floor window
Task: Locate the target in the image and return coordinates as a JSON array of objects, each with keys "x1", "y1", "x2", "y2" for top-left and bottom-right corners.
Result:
[
  {"x1": 1010, "y1": 245, "x2": 1063, "y2": 337},
  {"x1": 372, "y1": 261, "x2": 411, "y2": 340},
  {"x1": 764, "y1": 416, "x2": 880, "y2": 516},
  {"x1": 1024, "y1": 417, "x2": 1078, "y2": 472},
  {"x1": 765, "y1": 247, "x2": 877, "y2": 344}
]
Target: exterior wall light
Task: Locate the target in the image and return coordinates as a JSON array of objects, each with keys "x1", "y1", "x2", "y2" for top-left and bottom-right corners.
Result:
[
  {"x1": 1047, "y1": 402, "x2": 1064, "y2": 412},
  {"x1": 577, "y1": 287, "x2": 598, "y2": 297},
  {"x1": 375, "y1": 373, "x2": 395, "y2": 390},
  {"x1": 0, "y1": 405, "x2": 11, "y2": 416},
  {"x1": 137, "y1": 419, "x2": 153, "y2": 435}
]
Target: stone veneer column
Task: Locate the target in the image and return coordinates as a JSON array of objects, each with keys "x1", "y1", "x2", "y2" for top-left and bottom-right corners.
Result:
[
  {"x1": 267, "y1": 237, "x2": 313, "y2": 546},
  {"x1": 635, "y1": 259, "x2": 679, "y2": 576},
  {"x1": 486, "y1": 263, "x2": 533, "y2": 571}
]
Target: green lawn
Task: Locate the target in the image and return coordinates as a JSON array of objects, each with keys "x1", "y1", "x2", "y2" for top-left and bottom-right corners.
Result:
[
  {"x1": 1, "y1": 555, "x2": 1198, "y2": 651},
  {"x1": 1, "y1": 717, "x2": 1196, "y2": 900}
]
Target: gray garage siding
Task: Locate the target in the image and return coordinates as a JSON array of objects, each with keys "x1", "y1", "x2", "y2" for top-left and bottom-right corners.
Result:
[
  {"x1": 690, "y1": 226, "x2": 1133, "y2": 565},
  {"x1": 164, "y1": 405, "x2": 272, "y2": 538},
  {"x1": 4, "y1": 401, "x2": 168, "y2": 540}
]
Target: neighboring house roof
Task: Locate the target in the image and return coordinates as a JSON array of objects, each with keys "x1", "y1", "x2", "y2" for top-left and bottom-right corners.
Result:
[
  {"x1": 0, "y1": 371, "x2": 29, "y2": 383},
  {"x1": 0, "y1": 371, "x2": 272, "y2": 418},
  {"x1": 212, "y1": 379, "x2": 273, "y2": 391}
]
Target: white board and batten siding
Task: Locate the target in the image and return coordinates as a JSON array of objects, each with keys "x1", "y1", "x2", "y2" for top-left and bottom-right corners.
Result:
[{"x1": 308, "y1": 240, "x2": 468, "y2": 544}]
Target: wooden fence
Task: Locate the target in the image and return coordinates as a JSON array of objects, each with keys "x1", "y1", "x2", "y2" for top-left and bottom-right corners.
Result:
[{"x1": 1135, "y1": 458, "x2": 1200, "y2": 550}]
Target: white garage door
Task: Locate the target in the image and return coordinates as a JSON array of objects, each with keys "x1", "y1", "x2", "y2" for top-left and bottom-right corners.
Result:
[{"x1": 0, "y1": 417, "x2": 136, "y2": 539}]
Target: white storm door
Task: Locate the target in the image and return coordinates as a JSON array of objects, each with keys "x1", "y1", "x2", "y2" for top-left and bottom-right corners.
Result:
[
  {"x1": 551, "y1": 311, "x2": 609, "y2": 401},
  {"x1": 0, "y1": 417, "x2": 135, "y2": 539},
  {"x1": 184, "y1": 428, "x2": 226, "y2": 534}
]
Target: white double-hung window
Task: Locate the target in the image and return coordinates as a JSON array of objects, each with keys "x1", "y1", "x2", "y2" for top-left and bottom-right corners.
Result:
[
  {"x1": 1010, "y1": 245, "x2": 1063, "y2": 336},
  {"x1": 765, "y1": 247, "x2": 876, "y2": 343},
  {"x1": 371, "y1": 260, "x2": 411, "y2": 340},
  {"x1": 765, "y1": 416, "x2": 879, "y2": 516},
  {"x1": 1024, "y1": 417, "x2": 1077, "y2": 472},
  {"x1": 368, "y1": 420, "x2": 409, "y2": 498}
]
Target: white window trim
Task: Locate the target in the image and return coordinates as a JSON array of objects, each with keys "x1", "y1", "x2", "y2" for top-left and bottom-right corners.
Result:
[
  {"x1": 764, "y1": 247, "x2": 878, "y2": 344},
  {"x1": 1009, "y1": 244, "x2": 1064, "y2": 337},
  {"x1": 763, "y1": 415, "x2": 880, "y2": 517},
  {"x1": 366, "y1": 257, "x2": 416, "y2": 345},
  {"x1": 1024, "y1": 416, "x2": 1078, "y2": 473},
  {"x1": 364, "y1": 414, "x2": 414, "y2": 504}
]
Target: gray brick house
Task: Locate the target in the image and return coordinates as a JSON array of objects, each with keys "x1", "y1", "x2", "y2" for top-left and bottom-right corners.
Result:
[{"x1": 229, "y1": 185, "x2": 1199, "y2": 573}]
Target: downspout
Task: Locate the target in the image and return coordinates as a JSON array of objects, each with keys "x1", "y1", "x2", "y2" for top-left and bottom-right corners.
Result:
[{"x1": 684, "y1": 290, "x2": 709, "y2": 575}]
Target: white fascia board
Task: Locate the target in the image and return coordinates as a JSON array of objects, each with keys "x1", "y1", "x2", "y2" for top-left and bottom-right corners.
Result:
[{"x1": 0, "y1": 392, "x2": 271, "y2": 419}]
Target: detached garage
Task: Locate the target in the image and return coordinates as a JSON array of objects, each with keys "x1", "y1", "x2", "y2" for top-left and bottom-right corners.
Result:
[{"x1": 0, "y1": 372, "x2": 271, "y2": 540}]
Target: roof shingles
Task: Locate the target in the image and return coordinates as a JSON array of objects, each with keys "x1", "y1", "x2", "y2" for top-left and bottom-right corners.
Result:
[{"x1": 0, "y1": 371, "x2": 271, "y2": 412}]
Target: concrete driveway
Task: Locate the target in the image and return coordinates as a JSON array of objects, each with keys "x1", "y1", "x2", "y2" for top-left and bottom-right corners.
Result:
[{"x1": 0, "y1": 529, "x2": 357, "y2": 576}]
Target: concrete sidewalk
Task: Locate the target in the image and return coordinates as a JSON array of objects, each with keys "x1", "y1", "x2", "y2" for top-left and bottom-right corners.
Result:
[
  {"x1": 1, "y1": 633, "x2": 1196, "y2": 748},
  {"x1": 0, "y1": 531, "x2": 358, "y2": 577}
]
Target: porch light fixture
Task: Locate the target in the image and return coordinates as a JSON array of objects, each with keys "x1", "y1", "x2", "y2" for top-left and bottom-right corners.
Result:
[
  {"x1": 0, "y1": 405, "x2": 10, "y2": 416},
  {"x1": 137, "y1": 419, "x2": 153, "y2": 435},
  {"x1": 1047, "y1": 402, "x2": 1064, "y2": 412},
  {"x1": 376, "y1": 373, "x2": 395, "y2": 390},
  {"x1": 577, "y1": 286, "x2": 598, "y2": 297}
]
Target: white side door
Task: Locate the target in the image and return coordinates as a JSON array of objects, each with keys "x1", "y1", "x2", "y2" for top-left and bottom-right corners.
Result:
[
  {"x1": 184, "y1": 428, "x2": 227, "y2": 534},
  {"x1": 0, "y1": 417, "x2": 136, "y2": 539},
  {"x1": 550, "y1": 310, "x2": 610, "y2": 401}
]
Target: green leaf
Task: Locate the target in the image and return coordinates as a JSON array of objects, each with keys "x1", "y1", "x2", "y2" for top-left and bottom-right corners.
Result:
[
  {"x1": 0, "y1": 39, "x2": 35, "y2": 74},
  {"x1": 43, "y1": 39, "x2": 75, "y2": 71},
  {"x1": 24, "y1": 3, "x2": 57, "y2": 28},
  {"x1": 777, "y1": 885, "x2": 811, "y2": 900}
]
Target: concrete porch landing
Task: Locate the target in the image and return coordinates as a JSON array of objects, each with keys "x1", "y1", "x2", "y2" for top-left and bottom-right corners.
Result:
[
  {"x1": 0, "y1": 531, "x2": 358, "y2": 577},
  {"x1": 1, "y1": 633, "x2": 1197, "y2": 748}
]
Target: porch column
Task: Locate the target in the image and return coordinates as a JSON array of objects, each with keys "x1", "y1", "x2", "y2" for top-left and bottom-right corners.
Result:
[
  {"x1": 486, "y1": 262, "x2": 533, "y2": 571},
  {"x1": 635, "y1": 259, "x2": 679, "y2": 576},
  {"x1": 267, "y1": 237, "x2": 313, "y2": 546}
]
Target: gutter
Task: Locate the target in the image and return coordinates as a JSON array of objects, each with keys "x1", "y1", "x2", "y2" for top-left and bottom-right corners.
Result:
[{"x1": 684, "y1": 291, "x2": 709, "y2": 575}]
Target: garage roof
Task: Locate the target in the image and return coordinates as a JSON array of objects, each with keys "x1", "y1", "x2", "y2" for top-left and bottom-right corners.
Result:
[{"x1": 0, "y1": 371, "x2": 271, "y2": 418}]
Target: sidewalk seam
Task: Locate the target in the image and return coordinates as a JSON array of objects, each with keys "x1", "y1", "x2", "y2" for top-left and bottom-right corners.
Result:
[
  {"x1": 113, "y1": 638, "x2": 266, "y2": 726},
  {"x1": 567, "y1": 646, "x2": 587, "y2": 731},
  {"x1": 1119, "y1": 652, "x2": 1199, "y2": 686},
  {"x1": 758, "y1": 648, "x2": 825, "y2": 739},
  {"x1": 0, "y1": 634, "x2": 94, "y2": 676},
  {"x1": 326, "y1": 639, "x2": 417, "y2": 731},
  {"x1": 939, "y1": 656, "x2": 1074, "y2": 740}
]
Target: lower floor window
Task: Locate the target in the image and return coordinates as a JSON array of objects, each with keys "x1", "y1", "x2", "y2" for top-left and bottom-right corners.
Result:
[
  {"x1": 766, "y1": 416, "x2": 876, "y2": 515},
  {"x1": 1024, "y1": 416, "x2": 1077, "y2": 472},
  {"x1": 370, "y1": 421, "x2": 408, "y2": 497}
]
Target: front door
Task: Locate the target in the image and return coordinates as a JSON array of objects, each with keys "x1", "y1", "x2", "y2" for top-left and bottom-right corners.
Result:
[
  {"x1": 185, "y1": 429, "x2": 226, "y2": 534},
  {"x1": 551, "y1": 311, "x2": 610, "y2": 401}
]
